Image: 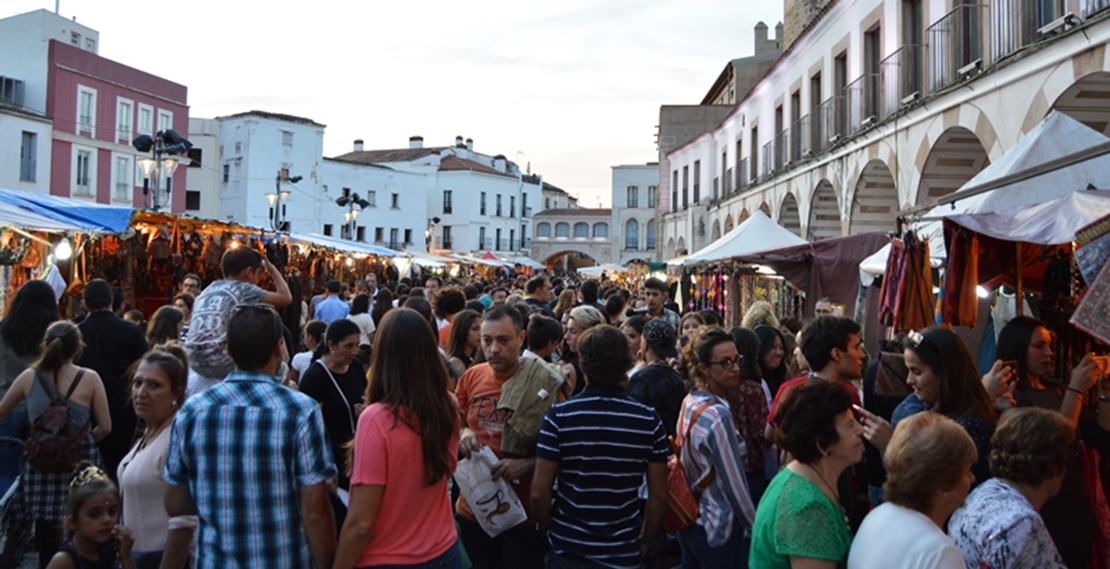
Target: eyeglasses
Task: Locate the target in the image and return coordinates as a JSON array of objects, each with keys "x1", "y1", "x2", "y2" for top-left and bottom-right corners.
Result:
[{"x1": 708, "y1": 356, "x2": 743, "y2": 369}]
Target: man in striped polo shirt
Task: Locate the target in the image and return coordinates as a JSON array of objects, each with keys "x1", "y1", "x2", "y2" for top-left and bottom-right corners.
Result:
[{"x1": 532, "y1": 325, "x2": 671, "y2": 569}]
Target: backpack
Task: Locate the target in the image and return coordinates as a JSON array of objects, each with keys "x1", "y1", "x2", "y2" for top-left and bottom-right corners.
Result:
[
  {"x1": 664, "y1": 400, "x2": 717, "y2": 533},
  {"x1": 25, "y1": 369, "x2": 89, "y2": 473}
]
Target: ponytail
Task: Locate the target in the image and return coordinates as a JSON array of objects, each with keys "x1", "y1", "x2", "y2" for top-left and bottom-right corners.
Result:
[{"x1": 34, "y1": 321, "x2": 83, "y2": 372}]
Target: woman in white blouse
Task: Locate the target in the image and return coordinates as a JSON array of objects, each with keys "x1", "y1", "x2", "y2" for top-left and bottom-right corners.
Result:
[{"x1": 118, "y1": 344, "x2": 196, "y2": 569}]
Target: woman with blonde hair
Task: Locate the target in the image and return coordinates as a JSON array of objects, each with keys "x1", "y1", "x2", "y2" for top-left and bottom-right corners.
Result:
[
  {"x1": 740, "y1": 300, "x2": 779, "y2": 330},
  {"x1": 552, "y1": 288, "x2": 577, "y2": 321},
  {"x1": 560, "y1": 305, "x2": 606, "y2": 395},
  {"x1": 848, "y1": 412, "x2": 976, "y2": 569}
]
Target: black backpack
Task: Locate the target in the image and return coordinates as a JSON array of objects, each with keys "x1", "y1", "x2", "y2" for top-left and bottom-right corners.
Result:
[{"x1": 25, "y1": 369, "x2": 89, "y2": 472}]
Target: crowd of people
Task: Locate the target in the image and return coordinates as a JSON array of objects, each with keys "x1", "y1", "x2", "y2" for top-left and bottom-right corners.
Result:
[{"x1": 0, "y1": 245, "x2": 1105, "y2": 569}]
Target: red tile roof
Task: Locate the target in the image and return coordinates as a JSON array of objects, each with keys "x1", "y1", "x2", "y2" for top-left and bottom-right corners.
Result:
[
  {"x1": 330, "y1": 147, "x2": 446, "y2": 164},
  {"x1": 438, "y1": 155, "x2": 513, "y2": 178}
]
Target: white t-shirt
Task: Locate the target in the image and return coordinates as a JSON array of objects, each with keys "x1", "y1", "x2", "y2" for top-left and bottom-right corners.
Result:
[
  {"x1": 849, "y1": 503, "x2": 966, "y2": 569},
  {"x1": 291, "y1": 352, "x2": 313, "y2": 382},
  {"x1": 348, "y1": 313, "x2": 377, "y2": 346}
]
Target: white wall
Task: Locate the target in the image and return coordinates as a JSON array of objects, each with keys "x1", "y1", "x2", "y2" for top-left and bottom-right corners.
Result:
[
  {"x1": 611, "y1": 164, "x2": 659, "y2": 259},
  {"x1": 186, "y1": 117, "x2": 221, "y2": 219},
  {"x1": 319, "y1": 159, "x2": 427, "y2": 248},
  {"x1": 0, "y1": 10, "x2": 99, "y2": 114},
  {"x1": 0, "y1": 109, "x2": 52, "y2": 193}
]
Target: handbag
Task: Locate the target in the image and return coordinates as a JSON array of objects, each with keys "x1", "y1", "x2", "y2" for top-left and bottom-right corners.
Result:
[{"x1": 664, "y1": 399, "x2": 717, "y2": 533}]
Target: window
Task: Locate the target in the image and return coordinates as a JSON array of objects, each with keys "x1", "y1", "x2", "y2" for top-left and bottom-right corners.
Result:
[
  {"x1": 366, "y1": 191, "x2": 376, "y2": 207},
  {"x1": 520, "y1": 223, "x2": 527, "y2": 248},
  {"x1": 116, "y1": 99, "x2": 132, "y2": 142},
  {"x1": 71, "y1": 31, "x2": 80, "y2": 45},
  {"x1": 114, "y1": 155, "x2": 132, "y2": 201},
  {"x1": 646, "y1": 219, "x2": 656, "y2": 249},
  {"x1": 627, "y1": 186, "x2": 639, "y2": 207},
  {"x1": 391, "y1": 193, "x2": 399, "y2": 208},
  {"x1": 158, "y1": 110, "x2": 173, "y2": 133},
  {"x1": 593, "y1": 223, "x2": 608, "y2": 239},
  {"x1": 443, "y1": 190, "x2": 453, "y2": 214},
  {"x1": 545, "y1": 197, "x2": 551, "y2": 209},
  {"x1": 495, "y1": 228, "x2": 502, "y2": 251},
  {"x1": 222, "y1": 164, "x2": 230, "y2": 183},
  {"x1": 522, "y1": 193, "x2": 528, "y2": 216},
  {"x1": 479, "y1": 227, "x2": 487, "y2": 249},
  {"x1": 625, "y1": 219, "x2": 639, "y2": 249},
  {"x1": 281, "y1": 130, "x2": 293, "y2": 146},
  {"x1": 324, "y1": 224, "x2": 333, "y2": 236},
  {"x1": 138, "y1": 104, "x2": 153, "y2": 135},
  {"x1": 573, "y1": 222, "x2": 589, "y2": 238},
  {"x1": 404, "y1": 229, "x2": 412, "y2": 244},
  {"x1": 537, "y1": 222, "x2": 552, "y2": 238},
  {"x1": 672, "y1": 171, "x2": 678, "y2": 212},
  {"x1": 496, "y1": 194, "x2": 503, "y2": 216},
  {"x1": 20, "y1": 131, "x2": 36, "y2": 182},
  {"x1": 480, "y1": 192, "x2": 487, "y2": 215},
  {"x1": 648, "y1": 185, "x2": 657, "y2": 207},
  {"x1": 185, "y1": 191, "x2": 201, "y2": 210},
  {"x1": 682, "y1": 166, "x2": 689, "y2": 208},
  {"x1": 389, "y1": 228, "x2": 399, "y2": 248},
  {"x1": 693, "y1": 161, "x2": 701, "y2": 203},
  {"x1": 77, "y1": 86, "x2": 96, "y2": 134},
  {"x1": 357, "y1": 226, "x2": 366, "y2": 242},
  {"x1": 0, "y1": 77, "x2": 25, "y2": 106},
  {"x1": 75, "y1": 150, "x2": 92, "y2": 195},
  {"x1": 443, "y1": 226, "x2": 452, "y2": 249},
  {"x1": 510, "y1": 196, "x2": 515, "y2": 217},
  {"x1": 555, "y1": 222, "x2": 570, "y2": 238},
  {"x1": 510, "y1": 229, "x2": 515, "y2": 249},
  {"x1": 375, "y1": 227, "x2": 384, "y2": 242}
]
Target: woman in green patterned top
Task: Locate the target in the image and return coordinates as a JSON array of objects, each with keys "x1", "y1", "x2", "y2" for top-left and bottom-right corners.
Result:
[{"x1": 750, "y1": 380, "x2": 863, "y2": 569}]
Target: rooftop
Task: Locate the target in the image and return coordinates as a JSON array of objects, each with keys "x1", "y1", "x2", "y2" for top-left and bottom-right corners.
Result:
[
  {"x1": 438, "y1": 155, "x2": 514, "y2": 178},
  {"x1": 535, "y1": 208, "x2": 611, "y2": 217},
  {"x1": 219, "y1": 110, "x2": 325, "y2": 127},
  {"x1": 331, "y1": 147, "x2": 446, "y2": 164}
]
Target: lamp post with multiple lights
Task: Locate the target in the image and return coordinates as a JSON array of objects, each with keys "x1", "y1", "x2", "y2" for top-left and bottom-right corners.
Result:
[
  {"x1": 131, "y1": 130, "x2": 192, "y2": 211},
  {"x1": 336, "y1": 193, "x2": 371, "y2": 241},
  {"x1": 265, "y1": 170, "x2": 301, "y2": 231}
]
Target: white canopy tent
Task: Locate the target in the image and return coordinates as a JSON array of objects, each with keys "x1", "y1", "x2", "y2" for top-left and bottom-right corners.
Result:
[
  {"x1": 577, "y1": 263, "x2": 627, "y2": 277},
  {"x1": 683, "y1": 210, "x2": 807, "y2": 266},
  {"x1": 512, "y1": 256, "x2": 547, "y2": 270},
  {"x1": 861, "y1": 111, "x2": 1110, "y2": 285}
]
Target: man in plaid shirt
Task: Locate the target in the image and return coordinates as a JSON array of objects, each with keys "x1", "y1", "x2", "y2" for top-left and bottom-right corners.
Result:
[{"x1": 164, "y1": 304, "x2": 337, "y2": 568}]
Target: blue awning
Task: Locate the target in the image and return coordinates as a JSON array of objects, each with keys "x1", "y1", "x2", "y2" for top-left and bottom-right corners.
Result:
[
  {"x1": 288, "y1": 233, "x2": 400, "y2": 258},
  {"x1": 0, "y1": 188, "x2": 135, "y2": 233}
]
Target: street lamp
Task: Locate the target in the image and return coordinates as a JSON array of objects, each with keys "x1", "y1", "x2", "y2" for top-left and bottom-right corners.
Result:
[
  {"x1": 336, "y1": 193, "x2": 371, "y2": 241},
  {"x1": 425, "y1": 216, "x2": 441, "y2": 252},
  {"x1": 265, "y1": 170, "x2": 301, "y2": 231},
  {"x1": 132, "y1": 130, "x2": 193, "y2": 211}
]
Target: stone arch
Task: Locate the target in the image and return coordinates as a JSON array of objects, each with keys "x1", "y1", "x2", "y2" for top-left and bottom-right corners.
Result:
[
  {"x1": 1024, "y1": 48, "x2": 1110, "y2": 135},
  {"x1": 913, "y1": 127, "x2": 990, "y2": 206},
  {"x1": 711, "y1": 218, "x2": 722, "y2": 241},
  {"x1": 536, "y1": 222, "x2": 552, "y2": 238},
  {"x1": 677, "y1": 236, "x2": 687, "y2": 255},
  {"x1": 592, "y1": 222, "x2": 608, "y2": 239},
  {"x1": 851, "y1": 159, "x2": 899, "y2": 234},
  {"x1": 666, "y1": 237, "x2": 676, "y2": 259},
  {"x1": 1049, "y1": 70, "x2": 1110, "y2": 136},
  {"x1": 738, "y1": 208, "x2": 750, "y2": 224},
  {"x1": 808, "y1": 179, "x2": 840, "y2": 241},
  {"x1": 540, "y1": 250, "x2": 600, "y2": 270},
  {"x1": 779, "y1": 192, "x2": 801, "y2": 236},
  {"x1": 758, "y1": 202, "x2": 771, "y2": 217},
  {"x1": 724, "y1": 214, "x2": 734, "y2": 232}
]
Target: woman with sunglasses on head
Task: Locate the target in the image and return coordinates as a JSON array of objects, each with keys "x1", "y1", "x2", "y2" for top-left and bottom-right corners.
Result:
[
  {"x1": 994, "y1": 316, "x2": 1110, "y2": 569},
  {"x1": 676, "y1": 326, "x2": 757, "y2": 567},
  {"x1": 894, "y1": 327, "x2": 999, "y2": 488}
]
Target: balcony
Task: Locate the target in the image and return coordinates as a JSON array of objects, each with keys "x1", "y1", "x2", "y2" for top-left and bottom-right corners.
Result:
[
  {"x1": 1087, "y1": 0, "x2": 1110, "y2": 17},
  {"x1": 761, "y1": 141, "x2": 773, "y2": 180},
  {"x1": 845, "y1": 73, "x2": 879, "y2": 135},
  {"x1": 791, "y1": 116, "x2": 809, "y2": 162},
  {"x1": 814, "y1": 96, "x2": 845, "y2": 151},
  {"x1": 738, "y1": 158, "x2": 749, "y2": 190},
  {"x1": 774, "y1": 128, "x2": 790, "y2": 170},
  {"x1": 477, "y1": 238, "x2": 490, "y2": 250},
  {"x1": 929, "y1": 5, "x2": 987, "y2": 93},
  {"x1": 991, "y1": 0, "x2": 1068, "y2": 63},
  {"x1": 880, "y1": 44, "x2": 925, "y2": 118}
]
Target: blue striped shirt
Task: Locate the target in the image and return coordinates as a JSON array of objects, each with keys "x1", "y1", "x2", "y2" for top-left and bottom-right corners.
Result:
[
  {"x1": 536, "y1": 384, "x2": 671, "y2": 569},
  {"x1": 164, "y1": 371, "x2": 337, "y2": 569},
  {"x1": 679, "y1": 390, "x2": 757, "y2": 547}
]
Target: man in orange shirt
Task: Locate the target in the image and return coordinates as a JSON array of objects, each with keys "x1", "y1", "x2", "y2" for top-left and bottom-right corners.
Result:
[{"x1": 456, "y1": 305, "x2": 546, "y2": 568}]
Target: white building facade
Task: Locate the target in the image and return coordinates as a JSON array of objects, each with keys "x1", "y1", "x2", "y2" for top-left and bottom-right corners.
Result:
[
  {"x1": 660, "y1": 0, "x2": 1110, "y2": 259},
  {"x1": 185, "y1": 117, "x2": 220, "y2": 219},
  {"x1": 611, "y1": 163, "x2": 659, "y2": 263},
  {"x1": 1, "y1": 104, "x2": 52, "y2": 193},
  {"x1": 332, "y1": 136, "x2": 543, "y2": 255}
]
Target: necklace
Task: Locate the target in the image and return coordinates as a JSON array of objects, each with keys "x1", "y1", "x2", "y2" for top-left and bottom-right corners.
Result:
[
  {"x1": 137, "y1": 413, "x2": 173, "y2": 453},
  {"x1": 805, "y1": 462, "x2": 850, "y2": 525}
]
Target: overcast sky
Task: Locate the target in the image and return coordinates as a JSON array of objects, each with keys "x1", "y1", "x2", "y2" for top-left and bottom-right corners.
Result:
[{"x1": 11, "y1": 0, "x2": 783, "y2": 208}]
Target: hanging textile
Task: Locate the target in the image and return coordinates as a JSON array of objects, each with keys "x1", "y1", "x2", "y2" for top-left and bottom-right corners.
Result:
[
  {"x1": 878, "y1": 231, "x2": 935, "y2": 331},
  {"x1": 941, "y1": 224, "x2": 980, "y2": 327}
]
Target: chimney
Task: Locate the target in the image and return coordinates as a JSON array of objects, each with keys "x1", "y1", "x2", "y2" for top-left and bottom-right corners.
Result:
[
  {"x1": 353, "y1": 139, "x2": 364, "y2": 152},
  {"x1": 775, "y1": 22, "x2": 784, "y2": 48},
  {"x1": 409, "y1": 135, "x2": 423, "y2": 149},
  {"x1": 493, "y1": 154, "x2": 506, "y2": 172},
  {"x1": 455, "y1": 135, "x2": 464, "y2": 147},
  {"x1": 754, "y1": 21, "x2": 768, "y2": 50},
  {"x1": 466, "y1": 138, "x2": 473, "y2": 151}
]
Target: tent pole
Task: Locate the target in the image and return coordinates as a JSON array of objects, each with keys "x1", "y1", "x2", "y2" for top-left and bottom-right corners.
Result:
[{"x1": 1015, "y1": 241, "x2": 1024, "y2": 317}]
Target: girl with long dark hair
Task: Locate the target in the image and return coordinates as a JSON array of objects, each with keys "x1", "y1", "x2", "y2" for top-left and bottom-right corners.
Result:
[
  {"x1": 333, "y1": 308, "x2": 462, "y2": 569},
  {"x1": 446, "y1": 309, "x2": 483, "y2": 378}
]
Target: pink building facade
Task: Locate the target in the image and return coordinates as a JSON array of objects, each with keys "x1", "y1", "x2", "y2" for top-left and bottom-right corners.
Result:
[{"x1": 46, "y1": 40, "x2": 189, "y2": 212}]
